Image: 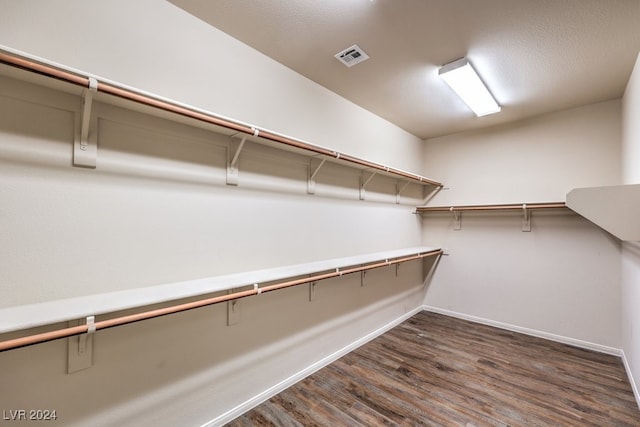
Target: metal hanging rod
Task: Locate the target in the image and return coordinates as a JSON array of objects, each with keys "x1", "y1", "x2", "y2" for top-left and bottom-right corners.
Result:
[
  {"x1": 0, "y1": 49, "x2": 442, "y2": 188},
  {"x1": 415, "y1": 202, "x2": 567, "y2": 213},
  {"x1": 0, "y1": 249, "x2": 442, "y2": 352}
]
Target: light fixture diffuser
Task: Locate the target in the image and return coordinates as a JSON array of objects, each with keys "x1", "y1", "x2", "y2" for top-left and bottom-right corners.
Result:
[{"x1": 439, "y1": 58, "x2": 500, "y2": 117}]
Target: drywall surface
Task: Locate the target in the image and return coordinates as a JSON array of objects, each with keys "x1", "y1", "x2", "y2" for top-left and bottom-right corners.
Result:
[
  {"x1": 422, "y1": 100, "x2": 622, "y2": 350},
  {"x1": 623, "y1": 53, "x2": 640, "y2": 184},
  {"x1": 622, "y1": 242, "x2": 640, "y2": 404},
  {"x1": 621, "y1": 51, "x2": 640, "y2": 405},
  {"x1": 0, "y1": 1, "x2": 430, "y2": 425},
  {"x1": 423, "y1": 100, "x2": 621, "y2": 204},
  {"x1": 0, "y1": 71, "x2": 426, "y2": 426},
  {"x1": 0, "y1": 0, "x2": 425, "y2": 174}
]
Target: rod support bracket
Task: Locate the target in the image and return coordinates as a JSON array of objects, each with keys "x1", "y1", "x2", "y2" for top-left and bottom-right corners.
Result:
[
  {"x1": 396, "y1": 180, "x2": 411, "y2": 204},
  {"x1": 227, "y1": 289, "x2": 242, "y2": 325},
  {"x1": 309, "y1": 281, "x2": 317, "y2": 301},
  {"x1": 360, "y1": 171, "x2": 377, "y2": 200},
  {"x1": 73, "y1": 77, "x2": 98, "y2": 168},
  {"x1": 451, "y1": 207, "x2": 461, "y2": 230},
  {"x1": 307, "y1": 157, "x2": 327, "y2": 195},
  {"x1": 226, "y1": 136, "x2": 247, "y2": 186},
  {"x1": 67, "y1": 316, "x2": 95, "y2": 374},
  {"x1": 522, "y1": 203, "x2": 531, "y2": 232}
]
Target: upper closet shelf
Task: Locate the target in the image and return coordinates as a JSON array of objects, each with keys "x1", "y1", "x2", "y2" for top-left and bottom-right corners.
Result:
[
  {"x1": 567, "y1": 184, "x2": 640, "y2": 241},
  {"x1": 415, "y1": 202, "x2": 567, "y2": 213},
  {"x1": 416, "y1": 202, "x2": 568, "y2": 231},
  {"x1": 0, "y1": 47, "x2": 442, "y2": 189}
]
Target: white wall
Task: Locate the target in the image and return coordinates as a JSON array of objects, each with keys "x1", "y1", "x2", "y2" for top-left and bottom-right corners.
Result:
[
  {"x1": 623, "y1": 54, "x2": 640, "y2": 185},
  {"x1": 422, "y1": 100, "x2": 622, "y2": 351},
  {"x1": 621, "y1": 51, "x2": 640, "y2": 403},
  {"x1": 0, "y1": 1, "x2": 430, "y2": 426},
  {"x1": 0, "y1": 0, "x2": 424, "y2": 173},
  {"x1": 0, "y1": 80, "x2": 425, "y2": 307}
]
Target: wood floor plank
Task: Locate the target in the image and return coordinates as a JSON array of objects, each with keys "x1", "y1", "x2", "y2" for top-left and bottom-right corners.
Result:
[{"x1": 226, "y1": 311, "x2": 640, "y2": 426}]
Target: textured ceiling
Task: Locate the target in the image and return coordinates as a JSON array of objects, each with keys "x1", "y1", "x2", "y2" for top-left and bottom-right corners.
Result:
[{"x1": 170, "y1": 0, "x2": 640, "y2": 139}]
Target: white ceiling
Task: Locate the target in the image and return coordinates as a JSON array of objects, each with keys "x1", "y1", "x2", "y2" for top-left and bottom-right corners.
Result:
[{"x1": 169, "y1": 0, "x2": 640, "y2": 140}]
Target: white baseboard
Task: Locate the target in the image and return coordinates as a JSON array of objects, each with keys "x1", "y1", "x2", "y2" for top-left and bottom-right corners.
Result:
[
  {"x1": 203, "y1": 305, "x2": 424, "y2": 427},
  {"x1": 422, "y1": 305, "x2": 621, "y2": 356},
  {"x1": 622, "y1": 350, "x2": 640, "y2": 410}
]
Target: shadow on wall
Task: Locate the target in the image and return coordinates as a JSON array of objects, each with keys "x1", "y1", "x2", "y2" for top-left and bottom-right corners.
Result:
[
  {"x1": 624, "y1": 241, "x2": 640, "y2": 258},
  {"x1": 422, "y1": 254, "x2": 441, "y2": 291},
  {"x1": 0, "y1": 76, "x2": 428, "y2": 206}
]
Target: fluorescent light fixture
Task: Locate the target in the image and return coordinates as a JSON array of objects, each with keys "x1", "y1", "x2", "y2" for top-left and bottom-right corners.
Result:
[{"x1": 439, "y1": 58, "x2": 501, "y2": 117}]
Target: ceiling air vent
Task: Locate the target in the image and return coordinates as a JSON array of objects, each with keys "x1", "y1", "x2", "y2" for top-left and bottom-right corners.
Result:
[{"x1": 334, "y1": 44, "x2": 369, "y2": 67}]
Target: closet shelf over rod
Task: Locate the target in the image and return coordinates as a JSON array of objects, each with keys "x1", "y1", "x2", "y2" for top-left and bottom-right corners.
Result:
[
  {"x1": 416, "y1": 202, "x2": 568, "y2": 231},
  {"x1": 0, "y1": 48, "x2": 442, "y2": 188},
  {"x1": 415, "y1": 202, "x2": 567, "y2": 213},
  {"x1": 0, "y1": 248, "x2": 442, "y2": 352}
]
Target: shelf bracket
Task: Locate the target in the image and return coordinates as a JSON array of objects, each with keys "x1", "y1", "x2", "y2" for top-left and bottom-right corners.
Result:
[
  {"x1": 522, "y1": 204, "x2": 531, "y2": 232},
  {"x1": 360, "y1": 269, "x2": 367, "y2": 287},
  {"x1": 396, "y1": 180, "x2": 411, "y2": 204},
  {"x1": 309, "y1": 280, "x2": 317, "y2": 301},
  {"x1": 73, "y1": 77, "x2": 98, "y2": 168},
  {"x1": 359, "y1": 171, "x2": 377, "y2": 200},
  {"x1": 227, "y1": 289, "x2": 241, "y2": 325},
  {"x1": 67, "y1": 316, "x2": 95, "y2": 374},
  {"x1": 451, "y1": 208, "x2": 461, "y2": 230},
  {"x1": 226, "y1": 136, "x2": 247, "y2": 186},
  {"x1": 307, "y1": 158, "x2": 327, "y2": 195}
]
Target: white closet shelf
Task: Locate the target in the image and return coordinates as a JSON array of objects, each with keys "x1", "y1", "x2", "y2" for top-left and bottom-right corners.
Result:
[
  {"x1": 0, "y1": 246, "x2": 441, "y2": 338},
  {"x1": 0, "y1": 47, "x2": 442, "y2": 189},
  {"x1": 416, "y1": 202, "x2": 568, "y2": 231},
  {"x1": 567, "y1": 184, "x2": 640, "y2": 241},
  {"x1": 415, "y1": 202, "x2": 567, "y2": 213}
]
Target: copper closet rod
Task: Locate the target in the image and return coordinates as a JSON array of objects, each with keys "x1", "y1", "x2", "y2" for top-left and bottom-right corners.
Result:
[
  {"x1": 416, "y1": 202, "x2": 567, "y2": 213},
  {"x1": 0, "y1": 51, "x2": 442, "y2": 187},
  {"x1": 0, "y1": 250, "x2": 442, "y2": 352}
]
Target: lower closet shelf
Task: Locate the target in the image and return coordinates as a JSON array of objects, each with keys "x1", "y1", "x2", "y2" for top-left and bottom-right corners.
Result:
[{"x1": 0, "y1": 246, "x2": 442, "y2": 350}]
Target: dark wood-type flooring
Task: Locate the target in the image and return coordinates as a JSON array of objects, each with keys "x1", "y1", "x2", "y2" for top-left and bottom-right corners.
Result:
[{"x1": 226, "y1": 311, "x2": 640, "y2": 426}]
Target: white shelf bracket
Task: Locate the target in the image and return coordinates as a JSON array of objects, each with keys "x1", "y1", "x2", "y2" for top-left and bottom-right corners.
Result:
[
  {"x1": 451, "y1": 208, "x2": 461, "y2": 230},
  {"x1": 73, "y1": 77, "x2": 98, "y2": 168},
  {"x1": 227, "y1": 289, "x2": 241, "y2": 325},
  {"x1": 309, "y1": 281, "x2": 317, "y2": 301},
  {"x1": 396, "y1": 180, "x2": 411, "y2": 204},
  {"x1": 226, "y1": 136, "x2": 247, "y2": 186},
  {"x1": 360, "y1": 171, "x2": 377, "y2": 200},
  {"x1": 522, "y1": 204, "x2": 531, "y2": 232},
  {"x1": 307, "y1": 158, "x2": 327, "y2": 195},
  {"x1": 67, "y1": 315, "x2": 95, "y2": 374}
]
